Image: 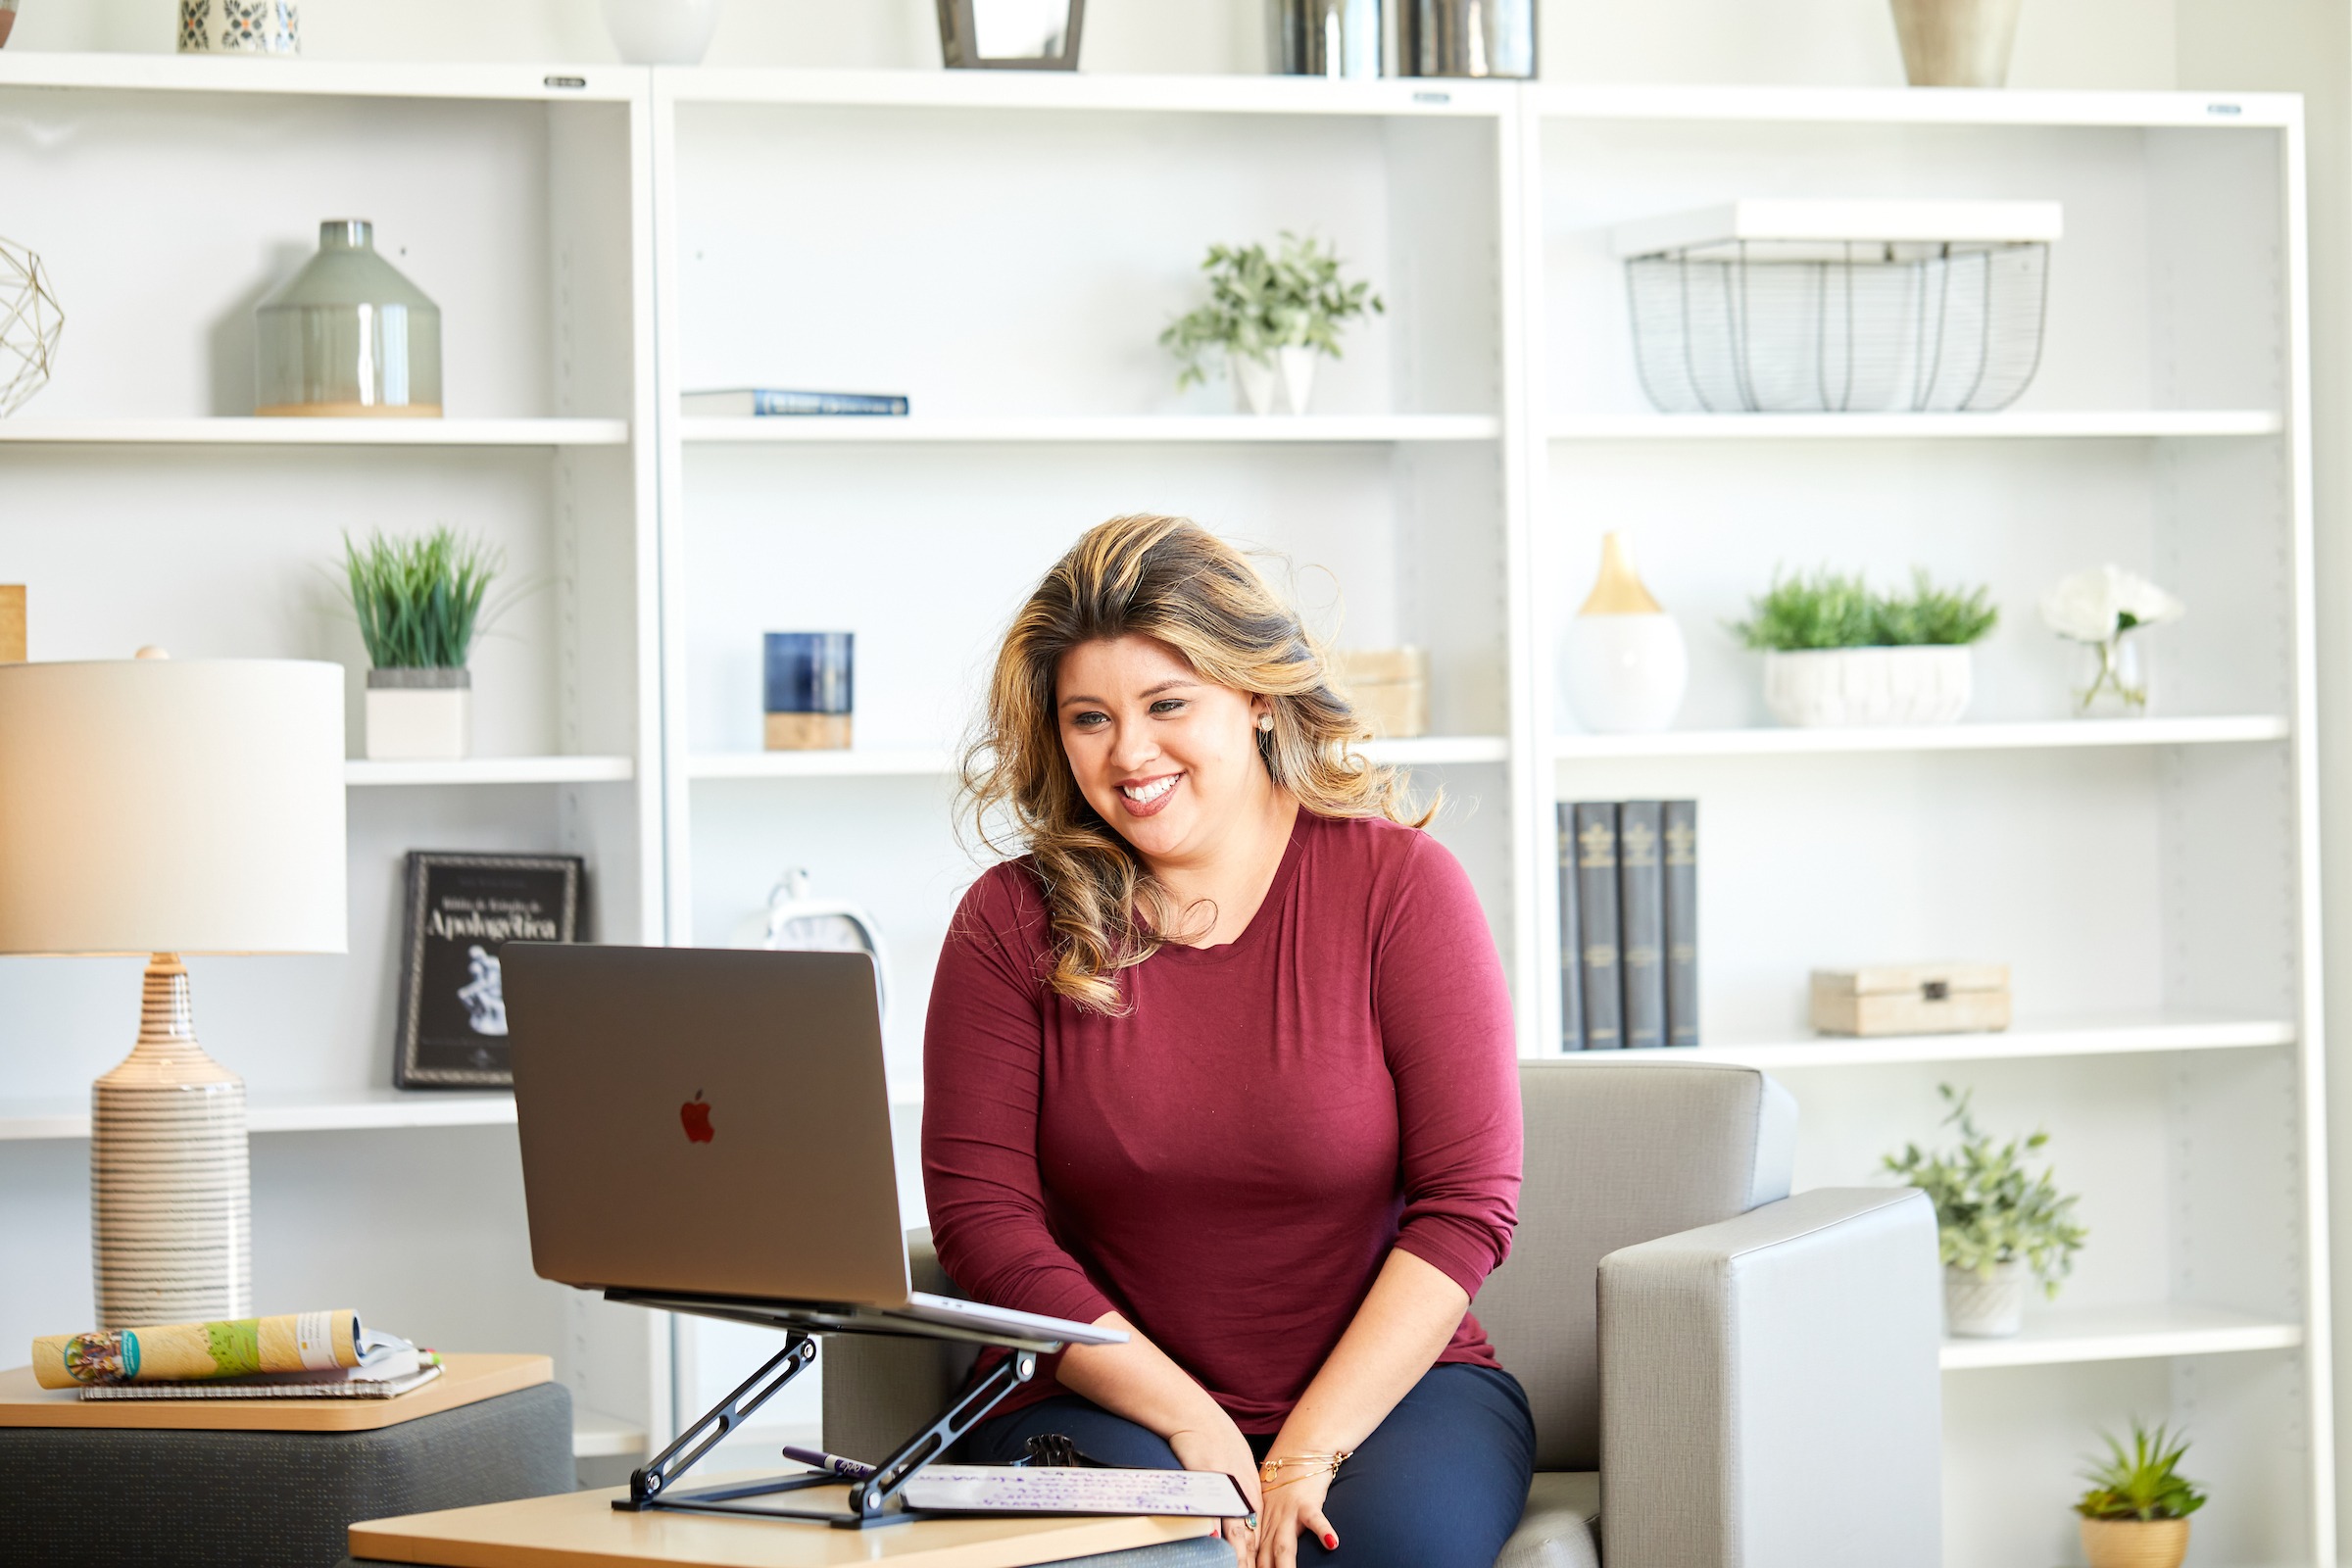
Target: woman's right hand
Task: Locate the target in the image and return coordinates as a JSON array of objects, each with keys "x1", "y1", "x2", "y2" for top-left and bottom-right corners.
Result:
[{"x1": 1170, "y1": 1415, "x2": 1263, "y2": 1566}]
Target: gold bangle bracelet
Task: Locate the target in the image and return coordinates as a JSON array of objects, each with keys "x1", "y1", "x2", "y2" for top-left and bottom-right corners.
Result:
[{"x1": 1258, "y1": 1449, "x2": 1353, "y2": 1492}]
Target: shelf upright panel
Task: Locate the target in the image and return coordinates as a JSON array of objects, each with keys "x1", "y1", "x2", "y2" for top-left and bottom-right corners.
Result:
[
  {"x1": 2278, "y1": 96, "x2": 2336, "y2": 1568},
  {"x1": 1510, "y1": 91, "x2": 1561, "y2": 1059}
]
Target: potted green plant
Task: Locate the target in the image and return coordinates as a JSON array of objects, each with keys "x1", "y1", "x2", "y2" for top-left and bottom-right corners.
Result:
[
  {"x1": 2076, "y1": 1420, "x2": 2205, "y2": 1568},
  {"x1": 1882, "y1": 1083, "x2": 2086, "y2": 1337},
  {"x1": 342, "y1": 527, "x2": 506, "y2": 761},
  {"x1": 1160, "y1": 231, "x2": 1383, "y2": 416},
  {"x1": 1732, "y1": 566, "x2": 1998, "y2": 727}
]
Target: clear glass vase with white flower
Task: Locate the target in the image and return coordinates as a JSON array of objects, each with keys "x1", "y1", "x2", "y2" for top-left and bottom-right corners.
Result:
[{"x1": 2040, "y1": 565, "x2": 2184, "y2": 716}]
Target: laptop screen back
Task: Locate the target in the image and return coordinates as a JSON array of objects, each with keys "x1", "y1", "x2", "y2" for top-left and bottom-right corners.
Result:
[{"x1": 505, "y1": 943, "x2": 909, "y2": 1308}]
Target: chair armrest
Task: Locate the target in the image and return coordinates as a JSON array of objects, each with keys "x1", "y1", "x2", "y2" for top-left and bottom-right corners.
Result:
[
  {"x1": 1597, "y1": 1187, "x2": 1940, "y2": 1568},
  {"x1": 819, "y1": 1230, "x2": 981, "y2": 1463}
]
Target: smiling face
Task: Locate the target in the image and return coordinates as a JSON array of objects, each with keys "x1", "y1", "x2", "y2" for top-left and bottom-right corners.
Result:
[{"x1": 1055, "y1": 634, "x2": 1274, "y2": 869}]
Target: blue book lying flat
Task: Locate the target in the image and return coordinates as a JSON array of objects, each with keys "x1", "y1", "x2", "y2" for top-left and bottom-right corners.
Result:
[{"x1": 682, "y1": 388, "x2": 910, "y2": 416}]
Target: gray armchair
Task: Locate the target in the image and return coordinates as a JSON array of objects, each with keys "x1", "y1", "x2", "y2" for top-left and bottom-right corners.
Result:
[{"x1": 823, "y1": 1059, "x2": 1941, "y2": 1568}]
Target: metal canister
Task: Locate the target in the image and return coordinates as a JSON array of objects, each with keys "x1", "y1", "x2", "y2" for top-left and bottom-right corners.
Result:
[
  {"x1": 1396, "y1": 0, "x2": 1536, "y2": 78},
  {"x1": 1271, "y1": 0, "x2": 1382, "y2": 78}
]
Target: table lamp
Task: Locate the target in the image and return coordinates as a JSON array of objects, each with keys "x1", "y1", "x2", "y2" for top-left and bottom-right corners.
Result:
[{"x1": 0, "y1": 651, "x2": 345, "y2": 1327}]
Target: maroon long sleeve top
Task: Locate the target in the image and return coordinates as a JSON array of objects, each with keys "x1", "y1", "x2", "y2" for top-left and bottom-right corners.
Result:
[{"x1": 921, "y1": 809, "x2": 1522, "y2": 1434}]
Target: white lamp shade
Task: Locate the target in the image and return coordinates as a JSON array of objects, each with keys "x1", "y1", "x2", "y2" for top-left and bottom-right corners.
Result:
[{"x1": 0, "y1": 658, "x2": 347, "y2": 955}]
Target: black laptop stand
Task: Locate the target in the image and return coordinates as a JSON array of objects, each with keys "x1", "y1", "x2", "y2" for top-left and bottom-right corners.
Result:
[{"x1": 603, "y1": 1288, "x2": 1059, "y2": 1529}]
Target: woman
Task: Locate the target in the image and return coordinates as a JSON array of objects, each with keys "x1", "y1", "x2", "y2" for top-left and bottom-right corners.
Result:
[{"x1": 923, "y1": 514, "x2": 1531, "y2": 1568}]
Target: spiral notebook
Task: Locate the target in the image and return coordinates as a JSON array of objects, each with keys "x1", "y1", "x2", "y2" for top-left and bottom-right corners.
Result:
[{"x1": 897, "y1": 1464, "x2": 1250, "y2": 1517}]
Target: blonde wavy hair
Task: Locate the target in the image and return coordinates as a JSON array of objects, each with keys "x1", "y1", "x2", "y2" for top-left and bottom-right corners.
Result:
[{"x1": 961, "y1": 513, "x2": 1432, "y2": 1014}]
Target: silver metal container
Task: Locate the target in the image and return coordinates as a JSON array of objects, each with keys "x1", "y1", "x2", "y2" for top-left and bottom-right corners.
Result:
[
  {"x1": 1396, "y1": 0, "x2": 1535, "y2": 78},
  {"x1": 1271, "y1": 0, "x2": 1382, "y2": 79}
]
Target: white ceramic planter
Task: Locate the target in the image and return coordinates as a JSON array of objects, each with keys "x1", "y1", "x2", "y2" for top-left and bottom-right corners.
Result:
[
  {"x1": 601, "y1": 0, "x2": 723, "y2": 64},
  {"x1": 1763, "y1": 645, "x2": 1973, "y2": 728},
  {"x1": 365, "y1": 667, "x2": 470, "y2": 760},
  {"x1": 1564, "y1": 613, "x2": 1689, "y2": 734},
  {"x1": 1943, "y1": 1260, "x2": 2029, "y2": 1338},
  {"x1": 1232, "y1": 351, "x2": 1278, "y2": 416},
  {"x1": 1279, "y1": 345, "x2": 1317, "y2": 415}
]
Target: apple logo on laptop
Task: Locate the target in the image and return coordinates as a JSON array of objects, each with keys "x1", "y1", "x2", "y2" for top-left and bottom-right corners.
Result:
[{"x1": 680, "y1": 1090, "x2": 714, "y2": 1144}]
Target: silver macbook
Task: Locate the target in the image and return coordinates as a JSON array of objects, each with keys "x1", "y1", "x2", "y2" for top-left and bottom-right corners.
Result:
[{"x1": 503, "y1": 943, "x2": 1121, "y2": 1350}]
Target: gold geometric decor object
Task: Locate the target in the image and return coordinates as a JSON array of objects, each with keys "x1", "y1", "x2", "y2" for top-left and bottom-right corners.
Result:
[{"x1": 0, "y1": 236, "x2": 64, "y2": 416}]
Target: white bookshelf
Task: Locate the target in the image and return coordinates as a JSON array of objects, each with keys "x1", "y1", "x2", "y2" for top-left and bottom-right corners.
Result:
[
  {"x1": 344, "y1": 757, "x2": 637, "y2": 786},
  {"x1": 1548, "y1": 410, "x2": 2283, "y2": 440},
  {"x1": 1938, "y1": 1304, "x2": 2306, "y2": 1373},
  {"x1": 1623, "y1": 1013, "x2": 2294, "y2": 1069},
  {"x1": 0, "y1": 53, "x2": 669, "y2": 1468},
  {"x1": 0, "y1": 417, "x2": 629, "y2": 446},
  {"x1": 1550, "y1": 714, "x2": 2289, "y2": 760},
  {"x1": 681, "y1": 414, "x2": 1500, "y2": 444},
  {"x1": 0, "y1": 57, "x2": 2329, "y2": 1566},
  {"x1": 1524, "y1": 85, "x2": 2328, "y2": 1567}
]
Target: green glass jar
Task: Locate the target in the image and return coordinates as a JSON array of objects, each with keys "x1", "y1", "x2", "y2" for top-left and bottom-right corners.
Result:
[{"x1": 255, "y1": 220, "x2": 441, "y2": 417}]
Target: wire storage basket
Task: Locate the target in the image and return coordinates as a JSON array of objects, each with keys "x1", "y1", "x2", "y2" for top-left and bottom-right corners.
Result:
[{"x1": 1614, "y1": 199, "x2": 2062, "y2": 415}]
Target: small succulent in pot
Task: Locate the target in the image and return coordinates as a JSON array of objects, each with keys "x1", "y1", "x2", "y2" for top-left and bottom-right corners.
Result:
[
  {"x1": 1159, "y1": 231, "x2": 1383, "y2": 415},
  {"x1": 2075, "y1": 1420, "x2": 2205, "y2": 1568},
  {"x1": 2040, "y1": 564, "x2": 2183, "y2": 714},
  {"x1": 1883, "y1": 1083, "x2": 2086, "y2": 1336}
]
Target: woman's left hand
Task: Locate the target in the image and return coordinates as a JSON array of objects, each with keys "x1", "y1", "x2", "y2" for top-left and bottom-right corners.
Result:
[{"x1": 1254, "y1": 1466, "x2": 1339, "y2": 1567}]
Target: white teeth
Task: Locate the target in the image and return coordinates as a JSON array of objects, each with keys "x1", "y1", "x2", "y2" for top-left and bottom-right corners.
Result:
[{"x1": 1121, "y1": 775, "x2": 1178, "y2": 803}]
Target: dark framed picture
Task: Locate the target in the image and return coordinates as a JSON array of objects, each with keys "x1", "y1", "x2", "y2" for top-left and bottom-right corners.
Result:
[{"x1": 394, "y1": 851, "x2": 586, "y2": 1090}]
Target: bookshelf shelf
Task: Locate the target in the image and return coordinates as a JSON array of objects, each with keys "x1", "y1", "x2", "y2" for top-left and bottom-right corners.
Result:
[
  {"x1": 1549, "y1": 715, "x2": 2288, "y2": 762},
  {"x1": 1619, "y1": 1015, "x2": 2293, "y2": 1069},
  {"x1": 0, "y1": 1089, "x2": 519, "y2": 1142},
  {"x1": 680, "y1": 415, "x2": 1500, "y2": 445},
  {"x1": 1938, "y1": 1304, "x2": 2304, "y2": 1371},
  {"x1": 0, "y1": 418, "x2": 629, "y2": 447},
  {"x1": 688, "y1": 735, "x2": 1508, "y2": 781},
  {"x1": 345, "y1": 757, "x2": 636, "y2": 787},
  {"x1": 1547, "y1": 411, "x2": 2281, "y2": 440}
]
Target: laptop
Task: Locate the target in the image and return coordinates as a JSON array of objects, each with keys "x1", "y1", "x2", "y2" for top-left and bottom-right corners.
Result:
[{"x1": 502, "y1": 943, "x2": 1122, "y2": 1351}]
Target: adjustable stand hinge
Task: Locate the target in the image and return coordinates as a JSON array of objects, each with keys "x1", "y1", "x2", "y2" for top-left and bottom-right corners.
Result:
[
  {"x1": 617, "y1": 1333, "x2": 816, "y2": 1511},
  {"x1": 844, "y1": 1349, "x2": 1037, "y2": 1522}
]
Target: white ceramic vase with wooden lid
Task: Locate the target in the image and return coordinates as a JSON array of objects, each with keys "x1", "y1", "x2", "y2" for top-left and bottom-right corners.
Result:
[{"x1": 1562, "y1": 532, "x2": 1688, "y2": 734}]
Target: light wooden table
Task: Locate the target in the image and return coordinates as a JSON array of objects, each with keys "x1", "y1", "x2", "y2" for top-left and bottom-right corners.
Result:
[
  {"x1": 347, "y1": 1476, "x2": 1221, "y2": 1568},
  {"x1": 0, "y1": 1352, "x2": 550, "y2": 1431}
]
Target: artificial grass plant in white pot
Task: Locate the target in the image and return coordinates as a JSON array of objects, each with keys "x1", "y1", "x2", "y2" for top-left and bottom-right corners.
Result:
[
  {"x1": 343, "y1": 527, "x2": 510, "y2": 761},
  {"x1": 1733, "y1": 566, "x2": 1998, "y2": 727}
]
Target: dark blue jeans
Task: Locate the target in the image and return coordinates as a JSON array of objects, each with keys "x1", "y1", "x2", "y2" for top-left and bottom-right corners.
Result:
[{"x1": 965, "y1": 1362, "x2": 1535, "y2": 1568}]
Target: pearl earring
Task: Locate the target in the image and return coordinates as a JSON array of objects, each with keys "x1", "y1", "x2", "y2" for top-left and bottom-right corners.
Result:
[{"x1": 1257, "y1": 713, "x2": 1274, "y2": 733}]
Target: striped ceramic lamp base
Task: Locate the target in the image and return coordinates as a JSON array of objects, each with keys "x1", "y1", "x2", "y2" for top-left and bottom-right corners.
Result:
[{"x1": 90, "y1": 955, "x2": 252, "y2": 1328}]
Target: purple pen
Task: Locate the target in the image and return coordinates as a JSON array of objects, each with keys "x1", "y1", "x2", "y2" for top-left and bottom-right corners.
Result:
[{"x1": 781, "y1": 1444, "x2": 876, "y2": 1480}]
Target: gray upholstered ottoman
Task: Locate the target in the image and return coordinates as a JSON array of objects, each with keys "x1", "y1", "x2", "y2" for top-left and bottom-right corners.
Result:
[{"x1": 2, "y1": 1382, "x2": 572, "y2": 1568}]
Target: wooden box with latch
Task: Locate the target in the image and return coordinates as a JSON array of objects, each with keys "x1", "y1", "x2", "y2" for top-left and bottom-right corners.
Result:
[{"x1": 1809, "y1": 961, "x2": 2012, "y2": 1037}]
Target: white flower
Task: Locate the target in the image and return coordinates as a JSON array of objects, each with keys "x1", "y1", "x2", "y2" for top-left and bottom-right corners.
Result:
[{"x1": 2039, "y1": 565, "x2": 2184, "y2": 645}]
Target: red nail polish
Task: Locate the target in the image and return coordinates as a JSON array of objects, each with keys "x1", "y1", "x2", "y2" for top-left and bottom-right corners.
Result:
[{"x1": 1323, "y1": 1532, "x2": 1339, "y2": 1549}]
